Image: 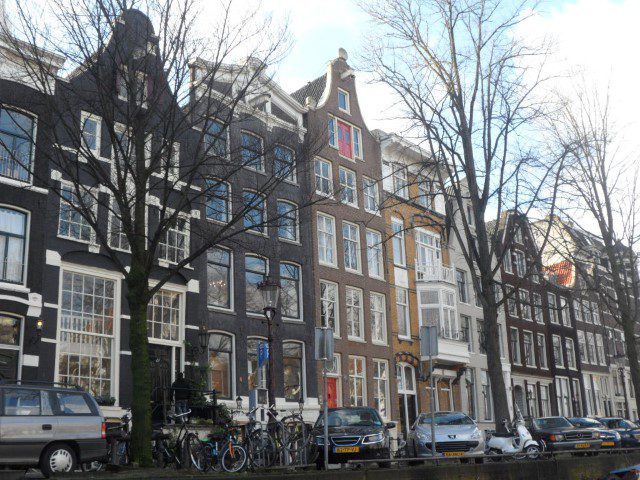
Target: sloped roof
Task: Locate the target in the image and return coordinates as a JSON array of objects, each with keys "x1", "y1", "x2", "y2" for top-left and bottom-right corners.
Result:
[{"x1": 291, "y1": 74, "x2": 326, "y2": 105}]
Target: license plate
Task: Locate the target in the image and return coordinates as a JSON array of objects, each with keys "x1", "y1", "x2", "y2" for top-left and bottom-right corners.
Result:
[
  {"x1": 602, "y1": 442, "x2": 615, "y2": 447},
  {"x1": 575, "y1": 443, "x2": 591, "y2": 449},
  {"x1": 334, "y1": 446, "x2": 360, "y2": 453},
  {"x1": 444, "y1": 452, "x2": 465, "y2": 457}
]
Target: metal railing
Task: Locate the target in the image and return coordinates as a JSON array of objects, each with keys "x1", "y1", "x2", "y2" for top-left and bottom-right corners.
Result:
[
  {"x1": 0, "y1": 149, "x2": 30, "y2": 182},
  {"x1": 415, "y1": 262, "x2": 455, "y2": 284},
  {"x1": 439, "y1": 328, "x2": 468, "y2": 342}
]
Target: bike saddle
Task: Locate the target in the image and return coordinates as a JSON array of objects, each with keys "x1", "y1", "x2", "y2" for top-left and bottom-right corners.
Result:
[{"x1": 152, "y1": 431, "x2": 171, "y2": 441}]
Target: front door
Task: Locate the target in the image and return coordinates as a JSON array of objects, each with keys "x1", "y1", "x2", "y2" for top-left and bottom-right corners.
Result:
[
  {"x1": 149, "y1": 345, "x2": 172, "y2": 422},
  {"x1": 327, "y1": 377, "x2": 338, "y2": 408}
]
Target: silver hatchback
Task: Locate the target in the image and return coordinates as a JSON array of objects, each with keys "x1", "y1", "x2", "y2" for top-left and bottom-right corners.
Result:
[
  {"x1": 406, "y1": 411, "x2": 485, "y2": 458},
  {"x1": 0, "y1": 381, "x2": 107, "y2": 477}
]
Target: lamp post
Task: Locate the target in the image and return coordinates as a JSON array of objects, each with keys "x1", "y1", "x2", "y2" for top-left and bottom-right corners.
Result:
[
  {"x1": 198, "y1": 324, "x2": 210, "y2": 352},
  {"x1": 614, "y1": 355, "x2": 630, "y2": 419},
  {"x1": 258, "y1": 277, "x2": 281, "y2": 412}
]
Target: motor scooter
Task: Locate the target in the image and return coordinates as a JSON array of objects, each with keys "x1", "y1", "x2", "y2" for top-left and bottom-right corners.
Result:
[{"x1": 485, "y1": 407, "x2": 541, "y2": 461}]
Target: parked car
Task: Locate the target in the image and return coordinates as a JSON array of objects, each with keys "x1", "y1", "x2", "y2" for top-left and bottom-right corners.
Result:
[
  {"x1": 567, "y1": 417, "x2": 621, "y2": 449},
  {"x1": 597, "y1": 418, "x2": 640, "y2": 447},
  {"x1": 0, "y1": 381, "x2": 107, "y2": 477},
  {"x1": 406, "y1": 411, "x2": 485, "y2": 459},
  {"x1": 311, "y1": 407, "x2": 394, "y2": 467},
  {"x1": 527, "y1": 416, "x2": 602, "y2": 453}
]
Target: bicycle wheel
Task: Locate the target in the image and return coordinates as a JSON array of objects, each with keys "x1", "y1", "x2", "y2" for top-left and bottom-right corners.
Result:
[
  {"x1": 246, "y1": 429, "x2": 277, "y2": 468},
  {"x1": 221, "y1": 443, "x2": 247, "y2": 473},
  {"x1": 186, "y1": 433, "x2": 207, "y2": 471}
]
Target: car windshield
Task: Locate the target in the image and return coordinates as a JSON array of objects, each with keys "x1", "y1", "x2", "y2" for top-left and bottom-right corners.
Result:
[
  {"x1": 317, "y1": 409, "x2": 383, "y2": 428},
  {"x1": 418, "y1": 412, "x2": 474, "y2": 426},
  {"x1": 568, "y1": 418, "x2": 604, "y2": 428},
  {"x1": 603, "y1": 419, "x2": 635, "y2": 429},
  {"x1": 533, "y1": 417, "x2": 573, "y2": 429}
]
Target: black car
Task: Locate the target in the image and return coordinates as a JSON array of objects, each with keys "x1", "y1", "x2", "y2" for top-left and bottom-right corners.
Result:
[
  {"x1": 567, "y1": 417, "x2": 621, "y2": 449},
  {"x1": 527, "y1": 416, "x2": 602, "y2": 453},
  {"x1": 311, "y1": 407, "x2": 394, "y2": 467},
  {"x1": 597, "y1": 417, "x2": 640, "y2": 447}
]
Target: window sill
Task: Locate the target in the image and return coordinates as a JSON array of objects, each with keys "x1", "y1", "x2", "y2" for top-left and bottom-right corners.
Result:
[
  {"x1": 398, "y1": 335, "x2": 412, "y2": 342},
  {"x1": 282, "y1": 318, "x2": 304, "y2": 324},
  {"x1": 364, "y1": 209, "x2": 380, "y2": 217},
  {"x1": 247, "y1": 312, "x2": 265, "y2": 319},
  {"x1": 0, "y1": 176, "x2": 47, "y2": 194},
  {"x1": 207, "y1": 306, "x2": 235, "y2": 314},
  {"x1": 348, "y1": 336, "x2": 366, "y2": 343},
  {"x1": 315, "y1": 191, "x2": 334, "y2": 199},
  {"x1": 244, "y1": 166, "x2": 266, "y2": 176},
  {"x1": 158, "y1": 259, "x2": 193, "y2": 270},
  {"x1": 372, "y1": 340, "x2": 388, "y2": 347},
  {"x1": 57, "y1": 234, "x2": 98, "y2": 248},
  {"x1": 369, "y1": 275, "x2": 385, "y2": 282},
  {"x1": 0, "y1": 282, "x2": 30, "y2": 293},
  {"x1": 345, "y1": 268, "x2": 363, "y2": 276},
  {"x1": 318, "y1": 261, "x2": 338, "y2": 269},
  {"x1": 278, "y1": 238, "x2": 301, "y2": 246},
  {"x1": 246, "y1": 229, "x2": 268, "y2": 238},
  {"x1": 206, "y1": 217, "x2": 230, "y2": 226}
]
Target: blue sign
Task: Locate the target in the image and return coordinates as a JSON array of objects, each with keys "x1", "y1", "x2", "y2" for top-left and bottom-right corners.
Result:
[{"x1": 257, "y1": 341, "x2": 269, "y2": 367}]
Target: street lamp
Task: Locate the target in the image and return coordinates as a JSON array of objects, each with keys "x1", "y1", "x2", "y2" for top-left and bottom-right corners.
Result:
[
  {"x1": 198, "y1": 324, "x2": 210, "y2": 353},
  {"x1": 258, "y1": 277, "x2": 281, "y2": 411},
  {"x1": 614, "y1": 354, "x2": 630, "y2": 419}
]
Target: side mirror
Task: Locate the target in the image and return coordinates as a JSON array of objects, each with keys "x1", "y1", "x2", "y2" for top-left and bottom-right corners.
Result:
[{"x1": 386, "y1": 422, "x2": 396, "y2": 430}]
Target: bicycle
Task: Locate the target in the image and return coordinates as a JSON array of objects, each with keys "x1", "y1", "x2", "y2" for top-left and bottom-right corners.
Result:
[
  {"x1": 280, "y1": 407, "x2": 317, "y2": 465},
  {"x1": 190, "y1": 415, "x2": 247, "y2": 472},
  {"x1": 81, "y1": 410, "x2": 131, "y2": 471},
  {"x1": 152, "y1": 410, "x2": 201, "y2": 469}
]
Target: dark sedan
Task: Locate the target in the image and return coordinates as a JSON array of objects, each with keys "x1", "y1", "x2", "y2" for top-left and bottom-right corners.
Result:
[
  {"x1": 567, "y1": 417, "x2": 621, "y2": 449},
  {"x1": 597, "y1": 417, "x2": 640, "y2": 447},
  {"x1": 527, "y1": 416, "x2": 602, "y2": 453},
  {"x1": 311, "y1": 407, "x2": 394, "y2": 467}
]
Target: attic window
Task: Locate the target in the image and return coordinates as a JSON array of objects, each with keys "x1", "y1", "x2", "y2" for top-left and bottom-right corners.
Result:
[{"x1": 338, "y1": 89, "x2": 350, "y2": 114}]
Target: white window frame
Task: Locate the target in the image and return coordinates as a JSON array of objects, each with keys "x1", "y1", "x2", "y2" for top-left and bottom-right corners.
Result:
[
  {"x1": 320, "y1": 280, "x2": 340, "y2": 337},
  {"x1": 80, "y1": 111, "x2": 101, "y2": 158},
  {"x1": 510, "y1": 327, "x2": 521, "y2": 364},
  {"x1": 327, "y1": 115, "x2": 363, "y2": 160},
  {"x1": 566, "y1": 337, "x2": 577, "y2": 369},
  {"x1": 553, "y1": 334, "x2": 564, "y2": 367},
  {"x1": 348, "y1": 355, "x2": 366, "y2": 406},
  {"x1": 520, "y1": 289, "x2": 532, "y2": 320},
  {"x1": 338, "y1": 166, "x2": 358, "y2": 208},
  {"x1": 373, "y1": 359, "x2": 390, "y2": 420},
  {"x1": 0, "y1": 204, "x2": 30, "y2": 287},
  {"x1": 392, "y1": 164, "x2": 408, "y2": 199},
  {"x1": 363, "y1": 176, "x2": 379, "y2": 214},
  {"x1": 396, "y1": 287, "x2": 410, "y2": 340},
  {"x1": 548, "y1": 293, "x2": 558, "y2": 324},
  {"x1": 537, "y1": 333, "x2": 548, "y2": 369},
  {"x1": 533, "y1": 292, "x2": 544, "y2": 324},
  {"x1": 514, "y1": 249, "x2": 526, "y2": 277},
  {"x1": 370, "y1": 292, "x2": 387, "y2": 345},
  {"x1": 503, "y1": 248, "x2": 513, "y2": 274},
  {"x1": 57, "y1": 182, "x2": 98, "y2": 246},
  {"x1": 366, "y1": 229, "x2": 384, "y2": 280},
  {"x1": 523, "y1": 330, "x2": 535, "y2": 366},
  {"x1": 240, "y1": 130, "x2": 265, "y2": 173},
  {"x1": 338, "y1": 88, "x2": 350, "y2": 114},
  {"x1": 314, "y1": 158, "x2": 333, "y2": 197},
  {"x1": 342, "y1": 221, "x2": 361, "y2": 273},
  {"x1": 317, "y1": 213, "x2": 337, "y2": 267},
  {"x1": 596, "y1": 333, "x2": 606, "y2": 365},
  {"x1": 391, "y1": 217, "x2": 406, "y2": 267},
  {"x1": 158, "y1": 212, "x2": 190, "y2": 265},
  {"x1": 345, "y1": 286, "x2": 365, "y2": 341}
]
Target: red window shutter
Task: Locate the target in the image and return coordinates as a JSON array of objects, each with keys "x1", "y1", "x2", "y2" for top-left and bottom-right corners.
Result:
[{"x1": 337, "y1": 121, "x2": 352, "y2": 158}]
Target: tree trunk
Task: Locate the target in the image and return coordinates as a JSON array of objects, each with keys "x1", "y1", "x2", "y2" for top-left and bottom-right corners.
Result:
[
  {"x1": 622, "y1": 318, "x2": 640, "y2": 416},
  {"x1": 126, "y1": 263, "x2": 153, "y2": 467}
]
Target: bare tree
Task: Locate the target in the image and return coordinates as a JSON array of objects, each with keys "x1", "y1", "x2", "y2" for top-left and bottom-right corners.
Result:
[
  {"x1": 361, "y1": 0, "x2": 565, "y2": 427},
  {"x1": 0, "y1": 0, "x2": 320, "y2": 464}
]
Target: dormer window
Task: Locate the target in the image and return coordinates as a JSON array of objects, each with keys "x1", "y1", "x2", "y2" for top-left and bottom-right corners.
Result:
[{"x1": 338, "y1": 89, "x2": 350, "y2": 114}]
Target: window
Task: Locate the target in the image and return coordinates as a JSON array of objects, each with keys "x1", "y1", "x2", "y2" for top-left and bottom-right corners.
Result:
[
  {"x1": 520, "y1": 289, "x2": 531, "y2": 320},
  {"x1": 373, "y1": 360, "x2": 389, "y2": 418},
  {"x1": 3, "y1": 388, "x2": 41, "y2": 416},
  {"x1": 547, "y1": 293, "x2": 558, "y2": 324},
  {"x1": 540, "y1": 385, "x2": 551, "y2": 417},
  {"x1": 208, "y1": 333, "x2": 232, "y2": 399},
  {"x1": 555, "y1": 377, "x2": 571, "y2": 416},
  {"x1": 0, "y1": 315, "x2": 20, "y2": 345},
  {"x1": 247, "y1": 338, "x2": 267, "y2": 389},
  {"x1": 503, "y1": 248, "x2": 513, "y2": 273},
  {"x1": 441, "y1": 290, "x2": 457, "y2": 339},
  {"x1": 80, "y1": 112, "x2": 101, "y2": 156},
  {"x1": 346, "y1": 287, "x2": 364, "y2": 340},
  {"x1": 370, "y1": 293, "x2": 387, "y2": 344},
  {"x1": 245, "y1": 256, "x2": 267, "y2": 314},
  {"x1": 339, "y1": 167, "x2": 357, "y2": 207},
  {"x1": 240, "y1": 131, "x2": 264, "y2": 171},
  {"x1": 274, "y1": 145, "x2": 296, "y2": 182},
  {"x1": 0, "y1": 207, "x2": 26, "y2": 283},
  {"x1": 366, "y1": 229, "x2": 384, "y2": 279},
  {"x1": 510, "y1": 327, "x2": 520, "y2": 364},
  {"x1": 415, "y1": 229, "x2": 441, "y2": 277},
  {"x1": 348, "y1": 356, "x2": 366, "y2": 406},
  {"x1": 533, "y1": 293, "x2": 543, "y2": 324},
  {"x1": 560, "y1": 297, "x2": 571, "y2": 326},
  {"x1": 466, "y1": 369, "x2": 477, "y2": 419},
  {"x1": 328, "y1": 116, "x2": 362, "y2": 160},
  {"x1": 553, "y1": 335, "x2": 564, "y2": 367},
  {"x1": 338, "y1": 89, "x2": 350, "y2": 113},
  {"x1": 566, "y1": 338, "x2": 576, "y2": 369},
  {"x1": 204, "y1": 119, "x2": 227, "y2": 158},
  {"x1": 58, "y1": 184, "x2": 94, "y2": 243},
  {"x1": 317, "y1": 213, "x2": 336, "y2": 266},
  {"x1": 56, "y1": 392, "x2": 92, "y2": 415},
  {"x1": 577, "y1": 330, "x2": 587, "y2": 363},
  {"x1": 108, "y1": 198, "x2": 129, "y2": 252},
  {"x1": 277, "y1": 201, "x2": 298, "y2": 242},
  {"x1": 0, "y1": 107, "x2": 34, "y2": 182},
  {"x1": 514, "y1": 250, "x2": 526, "y2": 277},
  {"x1": 327, "y1": 116, "x2": 336, "y2": 147},
  {"x1": 481, "y1": 370, "x2": 492, "y2": 421},
  {"x1": 591, "y1": 302, "x2": 600, "y2": 325},
  {"x1": 537, "y1": 333, "x2": 548, "y2": 368},
  {"x1": 416, "y1": 178, "x2": 432, "y2": 208},
  {"x1": 338, "y1": 120, "x2": 352, "y2": 158},
  {"x1": 243, "y1": 191, "x2": 266, "y2": 234},
  {"x1": 205, "y1": 179, "x2": 230, "y2": 223},
  {"x1": 583, "y1": 301, "x2": 592, "y2": 323},
  {"x1": 586, "y1": 332, "x2": 596, "y2": 363},
  {"x1": 506, "y1": 285, "x2": 517, "y2": 317},
  {"x1": 477, "y1": 319, "x2": 486, "y2": 354},
  {"x1": 147, "y1": 289, "x2": 180, "y2": 342},
  {"x1": 456, "y1": 269, "x2": 468, "y2": 303},
  {"x1": 343, "y1": 222, "x2": 361, "y2": 272},
  {"x1": 320, "y1": 280, "x2": 339, "y2": 335},
  {"x1": 514, "y1": 225, "x2": 523, "y2": 244},
  {"x1": 467, "y1": 204, "x2": 474, "y2": 226},
  {"x1": 596, "y1": 334, "x2": 606, "y2": 365},
  {"x1": 523, "y1": 331, "x2": 535, "y2": 366},
  {"x1": 283, "y1": 342, "x2": 303, "y2": 401},
  {"x1": 460, "y1": 315, "x2": 472, "y2": 352},
  {"x1": 280, "y1": 263, "x2": 301, "y2": 320},
  {"x1": 574, "y1": 299, "x2": 583, "y2": 322},
  {"x1": 392, "y1": 164, "x2": 408, "y2": 198},
  {"x1": 58, "y1": 271, "x2": 115, "y2": 397},
  {"x1": 159, "y1": 215, "x2": 189, "y2": 263},
  {"x1": 396, "y1": 287, "x2": 410, "y2": 338},
  {"x1": 315, "y1": 158, "x2": 333, "y2": 196},
  {"x1": 207, "y1": 248, "x2": 232, "y2": 309},
  {"x1": 391, "y1": 218, "x2": 406, "y2": 266},
  {"x1": 363, "y1": 177, "x2": 378, "y2": 213},
  {"x1": 159, "y1": 141, "x2": 180, "y2": 180},
  {"x1": 527, "y1": 384, "x2": 538, "y2": 417}
]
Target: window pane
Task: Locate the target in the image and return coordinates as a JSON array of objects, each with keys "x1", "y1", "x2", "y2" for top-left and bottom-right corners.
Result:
[
  {"x1": 207, "y1": 248, "x2": 231, "y2": 308},
  {"x1": 209, "y1": 333, "x2": 232, "y2": 399},
  {"x1": 283, "y1": 342, "x2": 303, "y2": 401},
  {"x1": 280, "y1": 263, "x2": 300, "y2": 319},
  {"x1": 56, "y1": 393, "x2": 92, "y2": 415},
  {"x1": 245, "y1": 256, "x2": 266, "y2": 313},
  {"x1": 4, "y1": 388, "x2": 40, "y2": 415}
]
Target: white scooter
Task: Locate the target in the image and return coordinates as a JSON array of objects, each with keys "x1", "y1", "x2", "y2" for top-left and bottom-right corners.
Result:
[{"x1": 485, "y1": 408, "x2": 541, "y2": 461}]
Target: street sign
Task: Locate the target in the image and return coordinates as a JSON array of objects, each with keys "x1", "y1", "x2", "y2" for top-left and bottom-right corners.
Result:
[
  {"x1": 420, "y1": 325, "x2": 438, "y2": 357},
  {"x1": 257, "y1": 341, "x2": 269, "y2": 367},
  {"x1": 315, "y1": 327, "x2": 334, "y2": 361}
]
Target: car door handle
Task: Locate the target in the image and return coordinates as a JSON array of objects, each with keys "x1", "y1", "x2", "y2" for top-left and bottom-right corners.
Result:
[{"x1": 42, "y1": 424, "x2": 52, "y2": 431}]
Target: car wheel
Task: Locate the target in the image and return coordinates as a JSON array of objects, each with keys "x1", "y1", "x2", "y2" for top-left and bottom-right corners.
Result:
[
  {"x1": 41, "y1": 444, "x2": 77, "y2": 478},
  {"x1": 524, "y1": 445, "x2": 540, "y2": 460}
]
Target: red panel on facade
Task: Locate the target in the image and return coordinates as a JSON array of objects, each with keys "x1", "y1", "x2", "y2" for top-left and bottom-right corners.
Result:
[{"x1": 337, "y1": 121, "x2": 352, "y2": 158}]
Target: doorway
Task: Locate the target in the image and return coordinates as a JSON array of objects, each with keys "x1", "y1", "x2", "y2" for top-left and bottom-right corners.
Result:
[
  {"x1": 149, "y1": 344, "x2": 172, "y2": 422},
  {"x1": 397, "y1": 363, "x2": 418, "y2": 436}
]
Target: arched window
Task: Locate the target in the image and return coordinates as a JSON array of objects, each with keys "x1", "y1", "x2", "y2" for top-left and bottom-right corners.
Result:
[
  {"x1": 0, "y1": 207, "x2": 27, "y2": 283},
  {"x1": 209, "y1": 332, "x2": 233, "y2": 399},
  {"x1": 397, "y1": 362, "x2": 417, "y2": 435},
  {"x1": 283, "y1": 341, "x2": 303, "y2": 401}
]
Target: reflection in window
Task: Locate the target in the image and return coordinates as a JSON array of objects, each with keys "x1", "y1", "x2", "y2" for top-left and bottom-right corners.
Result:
[
  {"x1": 280, "y1": 263, "x2": 300, "y2": 320},
  {"x1": 283, "y1": 341, "x2": 303, "y2": 401},
  {"x1": 147, "y1": 290, "x2": 180, "y2": 342},
  {"x1": 207, "y1": 248, "x2": 231, "y2": 309},
  {"x1": 0, "y1": 207, "x2": 26, "y2": 283},
  {"x1": 209, "y1": 333, "x2": 232, "y2": 399},
  {"x1": 0, "y1": 315, "x2": 20, "y2": 345},
  {"x1": 245, "y1": 256, "x2": 267, "y2": 314}
]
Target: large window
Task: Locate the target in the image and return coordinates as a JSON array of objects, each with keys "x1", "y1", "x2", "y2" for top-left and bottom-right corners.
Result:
[
  {"x1": 346, "y1": 286, "x2": 364, "y2": 340},
  {"x1": 348, "y1": 356, "x2": 366, "y2": 406},
  {"x1": 209, "y1": 333, "x2": 232, "y2": 399},
  {"x1": 553, "y1": 335, "x2": 564, "y2": 367},
  {"x1": 481, "y1": 370, "x2": 492, "y2": 421},
  {"x1": 245, "y1": 255, "x2": 267, "y2": 314},
  {"x1": 537, "y1": 333, "x2": 548, "y2": 368},
  {"x1": 0, "y1": 315, "x2": 20, "y2": 346},
  {"x1": 204, "y1": 119, "x2": 227, "y2": 158},
  {"x1": 0, "y1": 207, "x2": 26, "y2": 283},
  {"x1": 280, "y1": 263, "x2": 301, "y2": 320},
  {"x1": 586, "y1": 332, "x2": 596, "y2": 363},
  {"x1": 243, "y1": 191, "x2": 266, "y2": 234},
  {"x1": 370, "y1": 293, "x2": 387, "y2": 344},
  {"x1": 277, "y1": 201, "x2": 298, "y2": 242},
  {"x1": 148, "y1": 289, "x2": 180, "y2": 342},
  {"x1": 320, "y1": 280, "x2": 339, "y2": 334},
  {"x1": 159, "y1": 215, "x2": 189, "y2": 264},
  {"x1": 596, "y1": 334, "x2": 606, "y2": 365},
  {"x1": 108, "y1": 198, "x2": 129, "y2": 252},
  {"x1": 207, "y1": 248, "x2": 232, "y2": 309},
  {"x1": 339, "y1": 167, "x2": 357, "y2": 207},
  {"x1": 566, "y1": 338, "x2": 576, "y2": 369},
  {"x1": 548, "y1": 293, "x2": 558, "y2": 324},
  {"x1": 523, "y1": 331, "x2": 535, "y2": 366},
  {"x1": 0, "y1": 107, "x2": 34, "y2": 182},
  {"x1": 396, "y1": 287, "x2": 410, "y2": 338},
  {"x1": 366, "y1": 229, "x2": 384, "y2": 279},
  {"x1": 247, "y1": 337, "x2": 267, "y2": 389},
  {"x1": 363, "y1": 176, "x2": 378, "y2": 213},
  {"x1": 533, "y1": 293, "x2": 544, "y2": 324},
  {"x1": 274, "y1": 145, "x2": 296, "y2": 182},
  {"x1": 317, "y1": 213, "x2": 336, "y2": 265},
  {"x1": 58, "y1": 184, "x2": 94, "y2": 243},
  {"x1": 240, "y1": 131, "x2": 264, "y2": 172},
  {"x1": 58, "y1": 271, "x2": 115, "y2": 397},
  {"x1": 328, "y1": 116, "x2": 362, "y2": 160},
  {"x1": 510, "y1": 327, "x2": 520, "y2": 364},
  {"x1": 577, "y1": 330, "x2": 587, "y2": 363},
  {"x1": 514, "y1": 250, "x2": 526, "y2": 277},
  {"x1": 343, "y1": 222, "x2": 361, "y2": 272},
  {"x1": 520, "y1": 289, "x2": 532, "y2": 320},
  {"x1": 373, "y1": 359, "x2": 389, "y2": 419},
  {"x1": 315, "y1": 158, "x2": 333, "y2": 196},
  {"x1": 80, "y1": 112, "x2": 101, "y2": 157},
  {"x1": 205, "y1": 180, "x2": 230, "y2": 223},
  {"x1": 560, "y1": 297, "x2": 571, "y2": 326},
  {"x1": 392, "y1": 164, "x2": 408, "y2": 198},
  {"x1": 456, "y1": 269, "x2": 468, "y2": 303},
  {"x1": 540, "y1": 385, "x2": 551, "y2": 416},
  {"x1": 391, "y1": 218, "x2": 406, "y2": 266},
  {"x1": 283, "y1": 342, "x2": 303, "y2": 401}
]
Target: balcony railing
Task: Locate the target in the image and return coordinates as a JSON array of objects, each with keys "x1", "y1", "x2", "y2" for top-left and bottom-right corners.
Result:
[
  {"x1": 0, "y1": 148, "x2": 31, "y2": 183},
  {"x1": 415, "y1": 261, "x2": 455, "y2": 283}
]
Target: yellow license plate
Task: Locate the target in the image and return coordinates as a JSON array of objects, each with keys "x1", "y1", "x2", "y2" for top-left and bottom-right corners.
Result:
[
  {"x1": 444, "y1": 452, "x2": 465, "y2": 457},
  {"x1": 334, "y1": 446, "x2": 360, "y2": 453},
  {"x1": 602, "y1": 442, "x2": 615, "y2": 447},
  {"x1": 575, "y1": 443, "x2": 591, "y2": 449}
]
